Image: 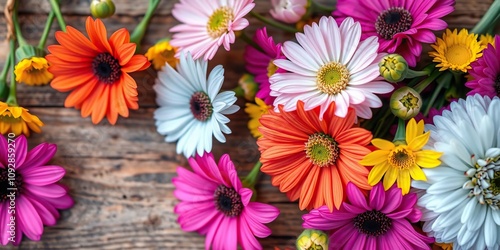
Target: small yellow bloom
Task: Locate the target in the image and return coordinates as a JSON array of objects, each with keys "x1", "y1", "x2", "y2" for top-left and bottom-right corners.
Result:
[
  {"x1": 479, "y1": 33, "x2": 495, "y2": 48},
  {"x1": 0, "y1": 102, "x2": 44, "y2": 137},
  {"x1": 145, "y1": 39, "x2": 179, "y2": 70},
  {"x1": 360, "y1": 118, "x2": 442, "y2": 194},
  {"x1": 433, "y1": 242, "x2": 453, "y2": 250},
  {"x1": 14, "y1": 57, "x2": 53, "y2": 86},
  {"x1": 244, "y1": 98, "x2": 271, "y2": 138},
  {"x1": 390, "y1": 86, "x2": 422, "y2": 120},
  {"x1": 296, "y1": 229, "x2": 328, "y2": 250},
  {"x1": 429, "y1": 29, "x2": 483, "y2": 73}
]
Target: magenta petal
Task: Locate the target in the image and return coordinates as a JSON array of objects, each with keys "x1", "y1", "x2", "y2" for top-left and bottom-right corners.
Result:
[
  {"x1": 22, "y1": 165, "x2": 65, "y2": 185},
  {"x1": 25, "y1": 196, "x2": 57, "y2": 226},
  {"x1": 212, "y1": 217, "x2": 230, "y2": 249},
  {"x1": 241, "y1": 209, "x2": 272, "y2": 238},
  {"x1": 229, "y1": 170, "x2": 242, "y2": 192},
  {"x1": 0, "y1": 136, "x2": 7, "y2": 166},
  {"x1": 174, "y1": 167, "x2": 217, "y2": 194},
  {"x1": 237, "y1": 214, "x2": 262, "y2": 250},
  {"x1": 239, "y1": 187, "x2": 253, "y2": 206},
  {"x1": 177, "y1": 202, "x2": 218, "y2": 232},
  {"x1": 224, "y1": 218, "x2": 238, "y2": 249},
  {"x1": 25, "y1": 183, "x2": 67, "y2": 199},
  {"x1": 369, "y1": 183, "x2": 385, "y2": 211},
  {"x1": 346, "y1": 233, "x2": 367, "y2": 250},
  {"x1": 204, "y1": 213, "x2": 224, "y2": 250},
  {"x1": 245, "y1": 202, "x2": 279, "y2": 224},
  {"x1": 346, "y1": 182, "x2": 370, "y2": 210},
  {"x1": 381, "y1": 186, "x2": 403, "y2": 213},
  {"x1": 343, "y1": 203, "x2": 367, "y2": 214},
  {"x1": 0, "y1": 203, "x2": 10, "y2": 245},
  {"x1": 329, "y1": 223, "x2": 358, "y2": 248},
  {"x1": 365, "y1": 236, "x2": 377, "y2": 250},
  {"x1": 17, "y1": 196, "x2": 43, "y2": 241},
  {"x1": 393, "y1": 220, "x2": 432, "y2": 249},
  {"x1": 41, "y1": 190, "x2": 74, "y2": 209},
  {"x1": 14, "y1": 136, "x2": 28, "y2": 168},
  {"x1": 19, "y1": 143, "x2": 56, "y2": 170}
]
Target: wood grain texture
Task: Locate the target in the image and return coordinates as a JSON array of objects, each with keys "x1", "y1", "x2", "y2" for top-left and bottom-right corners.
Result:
[{"x1": 0, "y1": 0, "x2": 495, "y2": 249}]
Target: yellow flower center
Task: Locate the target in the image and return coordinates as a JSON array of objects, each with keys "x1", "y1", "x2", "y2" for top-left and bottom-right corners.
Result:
[
  {"x1": 444, "y1": 45, "x2": 472, "y2": 66},
  {"x1": 267, "y1": 60, "x2": 278, "y2": 77},
  {"x1": 316, "y1": 62, "x2": 350, "y2": 95},
  {"x1": 305, "y1": 133, "x2": 339, "y2": 167},
  {"x1": 207, "y1": 7, "x2": 234, "y2": 38},
  {"x1": 388, "y1": 145, "x2": 415, "y2": 170},
  {"x1": 160, "y1": 47, "x2": 176, "y2": 59}
]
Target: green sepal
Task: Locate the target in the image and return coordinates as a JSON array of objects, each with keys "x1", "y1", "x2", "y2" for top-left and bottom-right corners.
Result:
[{"x1": 15, "y1": 45, "x2": 46, "y2": 62}]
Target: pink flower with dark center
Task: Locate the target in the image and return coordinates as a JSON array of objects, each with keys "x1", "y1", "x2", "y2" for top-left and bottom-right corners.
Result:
[
  {"x1": 173, "y1": 153, "x2": 280, "y2": 250},
  {"x1": 466, "y1": 35, "x2": 500, "y2": 98},
  {"x1": 244, "y1": 27, "x2": 285, "y2": 105},
  {"x1": 0, "y1": 135, "x2": 73, "y2": 245},
  {"x1": 333, "y1": 0, "x2": 454, "y2": 66},
  {"x1": 302, "y1": 182, "x2": 433, "y2": 250}
]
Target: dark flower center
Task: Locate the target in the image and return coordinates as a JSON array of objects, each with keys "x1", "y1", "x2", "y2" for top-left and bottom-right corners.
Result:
[
  {"x1": 375, "y1": 7, "x2": 413, "y2": 40},
  {"x1": 495, "y1": 74, "x2": 500, "y2": 96},
  {"x1": 92, "y1": 52, "x2": 122, "y2": 84},
  {"x1": 353, "y1": 210, "x2": 392, "y2": 236},
  {"x1": 0, "y1": 168, "x2": 23, "y2": 202},
  {"x1": 190, "y1": 92, "x2": 213, "y2": 121},
  {"x1": 214, "y1": 185, "x2": 243, "y2": 217}
]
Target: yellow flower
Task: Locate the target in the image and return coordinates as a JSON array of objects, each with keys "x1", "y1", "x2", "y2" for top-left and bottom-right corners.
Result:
[
  {"x1": 0, "y1": 102, "x2": 44, "y2": 137},
  {"x1": 244, "y1": 98, "x2": 271, "y2": 138},
  {"x1": 360, "y1": 118, "x2": 442, "y2": 194},
  {"x1": 296, "y1": 229, "x2": 328, "y2": 250},
  {"x1": 14, "y1": 57, "x2": 53, "y2": 86},
  {"x1": 429, "y1": 29, "x2": 483, "y2": 73},
  {"x1": 479, "y1": 33, "x2": 495, "y2": 48},
  {"x1": 433, "y1": 242, "x2": 453, "y2": 250},
  {"x1": 145, "y1": 39, "x2": 179, "y2": 70}
]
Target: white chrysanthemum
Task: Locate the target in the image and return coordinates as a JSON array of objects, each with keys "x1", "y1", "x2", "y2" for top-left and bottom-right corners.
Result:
[
  {"x1": 412, "y1": 95, "x2": 500, "y2": 250},
  {"x1": 153, "y1": 53, "x2": 239, "y2": 157},
  {"x1": 269, "y1": 16, "x2": 394, "y2": 120}
]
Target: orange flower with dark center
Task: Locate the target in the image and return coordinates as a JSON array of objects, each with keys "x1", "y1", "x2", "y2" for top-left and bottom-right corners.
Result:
[
  {"x1": 258, "y1": 101, "x2": 373, "y2": 211},
  {"x1": 46, "y1": 17, "x2": 150, "y2": 124}
]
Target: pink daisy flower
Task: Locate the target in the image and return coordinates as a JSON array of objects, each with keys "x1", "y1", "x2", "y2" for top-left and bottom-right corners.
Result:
[
  {"x1": 173, "y1": 153, "x2": 280, "y2": 250},
  {"x1": 270, "y1": 16, "x2": 394, "y2": 120},
  {"x1": 302, "y1": 182, "x2": 433, "y2": 250},
  {"x1": 466, "y1": 35, "x2": 500, "y2": 97},
  {"x1": 333, "y1": 0, "x2": 454, "y2": 67},
  {"x1": 170, "y1": 0, "x2": 255, "y2": 61},
  {"x1": 244, "y1": 27, "x2": 285, "y2": 105},
  {"x1": 0, "y1": 135, "x2": 73, "y2": 246}
]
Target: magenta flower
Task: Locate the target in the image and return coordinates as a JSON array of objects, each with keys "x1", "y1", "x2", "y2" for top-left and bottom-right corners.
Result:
[
  {"x1": 333, "y1": 0, "x2": 454, "y2": 66},
  {"x1": 0, "y1": 135, "x2": 73, "y2": 245},
  {"x1": 466, "y1": 35, "x2": 500, "y2": 97},
  {"x1": 244, "y1": 27, "x2": 285, "y2": 105},
  {"x1": 302, "y1": 182, "x2": 432, "y2": 250},
  {"x1": 173, "y1": 153, "x2": 280, "y2": 250}
]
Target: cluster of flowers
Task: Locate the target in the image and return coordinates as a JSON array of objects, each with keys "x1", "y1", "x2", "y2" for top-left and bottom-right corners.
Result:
[{"x1": 1, "y1": 0, "x2": 500, "y2": 249}]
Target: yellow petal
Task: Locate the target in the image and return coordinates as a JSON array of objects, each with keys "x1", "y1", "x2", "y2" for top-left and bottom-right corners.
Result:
[
  {"x1": 415, "y1": 150, "x2": 442, "y2": 168},
  {"x1": 383, "y1": 166, "x2": 399, "y2": 190},
  {"x1": 371, "y1": 138, "x2": 395, "y2": 151},
  {"x1": 368, "y1": 162, "x2": 390, "y2": 186},
  {"x1": 397, "y1": 169, "x2": 411, "y2": 194},
  {"x1": 416, "y1": 119, "x2": 425, "y2": 134},
  {"x1": 409, "y1": 164, "x2": 427, "y2": 181},
  {"x1": 9, "y1": 107, "x2": 22, "y2": 118},
  {"x1": 406, "y1": 118, "x2": 418, "y2": 144},
  {"x1": 408, "y1": 131, "x2": 430, "y2": 151},
  {"x1": 360, "y1": 150, "x2": 390, "y2": 166}
]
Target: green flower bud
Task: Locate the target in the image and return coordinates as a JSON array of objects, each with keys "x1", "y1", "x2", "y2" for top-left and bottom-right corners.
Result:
[
  {"x1": 90, "y1": 0, "x2": 116, "y2": 19},
  {"x1": 296, "y1": 229, "x2": 328, "y2": 250},
  {"x1": 234, "y1": 74, "x2": 259, "y2": 101},
  {"x1": 390, "y1": 86, "x2": 422, "y2": 120},
  {"x1": 15, "y1": 44, "x2": 45, "y2": 62},
  {"x1": 379, "y1": 54, "x2": 408, "y2": 83}
]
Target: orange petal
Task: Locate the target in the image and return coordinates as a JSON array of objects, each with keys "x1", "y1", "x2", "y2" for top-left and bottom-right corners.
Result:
[
  {"x1": 299, "y1": 166, "x2": 320, "y2": 210},
  {"x1": 117, "y1": 43, "x2": 136, "y2": 65},
  {"x1": 331, "y1": 166, "x2": 344, "y2": 210},
  {"x1": 85, "y1": 17, "x2": 112, "y2": 53},
  {"x1": 109, "y1": 28, "x2": 130, "y2": 50},
  {"x1": 121, "y1": 55, "x2": 150, "y2": 72}
]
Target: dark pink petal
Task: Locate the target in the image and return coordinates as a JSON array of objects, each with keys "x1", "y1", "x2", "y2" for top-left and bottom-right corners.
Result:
[
  {"x1": 329, "y1": 223, "x2": 358, "y2": 248},
  {"x1": 0, "y1": 203, "x2": 10, "y2": 245},
  {"x1": 173, "y1": 167, "x2": 217, "y2": 194},
  {"x1": 13, "y1": 136, "x2": 28, "y2": 168},
  {"x1": 245, "y1": 202, "x2": 279, "y2": 224},
  {"x1": 177, "y1": 204, "x2": 219, "y2": 233},
  {"x1": 228, "y1": 169, "x2": 242, "y2": 192},
  {"x1": 25, "y1": 196, "x2": 58, "y2": 226},
  {"x1": 239, "y1": 187, "x2": 253, "y2": 206},
  {"x1": 204, "y1": 213, "x2": 224, "y2": 250},
  {"x1": 22, "y1": 165, "x2": 65, "y2": 185},
  {"x1": 345, "y1": 233, "x2": 367, "y2": 249},
  {"x1": 25, "y1": 183, "x2": 67, "y2": 199},
  {"x1": 302, "y1": 210, "x2": 351, "y2": 230},
  {"x1": 380, "y1": 186, "x2": 403, "y2": 213},
  {"x1": 393, "y1": 220, "x2": 432, "y2": 249},
  {"x1": 369, "y1": 183, "x2": 385, "y2": 211},
  {"x1": 365, "y1": 236, "x2": 377, "y2": 250},
  {"x1": 17, "y1": 196, "x2": 43, "y2": 241},
  {"x1": 346, "y1": 182, "x2": 370, "y2": 210},
  {"x1": 241, "y1": 209, "x2": 272, "y2": 238},
  {"x1": 343, "y1": 203, "x2": 367, "y2": 214},
  {"x1": 0, "y1": 136, "x2": 7, "y2": 166},
  {"x1": 40, "y1": 189, "x2": 74, "y2": 209},
  {"x1": 19, "y1": 143, "x2": 56, "y2": 170},
  {"x1": 237, "y1": 214, "x2": 262, "y2": 250},
  {"x1": 224, "y1": 218, "x2": 238, "y2": 249}
]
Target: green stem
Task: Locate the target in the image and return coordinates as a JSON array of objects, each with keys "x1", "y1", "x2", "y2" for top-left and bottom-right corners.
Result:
[
  {"x1": 471, "y1": 0, "x2": 500, "y2": 35},
  {"x1": 393, "y1": 118, "x2": 406, "y2": 143},
  {"x1": 312, "y1": 0, "x2": 335, "y2": 13},
  {"x1": 250, "y1": 11, "x2": 299, "y2": 33},
  {"x1": 406, "y1": 69, "x2": 429, "y2": 78},
  {"x1": 130, "y1": 0, "x2": 161, "y2": 51},
  {"x1": 413, "y1": 68, "x2": 442, "y2": 93},
  {"x1": 38, "y1": 9, "x2": 56, "y2": 49},
  {"x1": 6, "y1": 39, "x2": 17, "y2": 107},
  {"x1": 238, "y1": 31, "x2": 265, "y2": 53},
  {"x1": 12, "y1": 1, "x2": 27, "y2": 47},
  {"x1": 49, "y1": 0, "x2": 66, "y2": 32},
  {"x1": 0, "y1": 52, "x2": 11, "y2": 82},
  {"x1": 242, "y1": 161, "x2": 262, "y2": 189}
]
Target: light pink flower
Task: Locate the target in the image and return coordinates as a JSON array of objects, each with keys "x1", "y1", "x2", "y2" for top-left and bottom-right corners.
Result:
[
  {"x1": 170, "y1": 0, "x2": 255, "y2": 61},
  {"x1": 0, "y1": 135, "x2": 73, "y2": 245},
  {"x1": 333, "y1": 0, "x2": 454, "y2": 67},
  {"x1": 270, "y1": 0, "x2": 308, "y2": 24},
  {"x1": 270, "y1": 16, "x2": 394, "y2": 120},
  {"x1": 173, "y1": 153, "x2": 280, "y2": 250}
]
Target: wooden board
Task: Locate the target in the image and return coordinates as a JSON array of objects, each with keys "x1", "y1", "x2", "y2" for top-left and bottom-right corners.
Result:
[{"x1": 0, "y1": 0, "x2": 495, "y2": 249}]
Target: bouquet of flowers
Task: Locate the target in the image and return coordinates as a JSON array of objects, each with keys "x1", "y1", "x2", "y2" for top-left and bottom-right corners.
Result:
[{"x1": 1, "y1": 0, "x2": 500, "y2": 249}]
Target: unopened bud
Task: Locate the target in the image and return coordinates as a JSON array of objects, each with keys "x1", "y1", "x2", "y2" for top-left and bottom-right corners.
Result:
[
  {"x1": 90, "y1": 0, "x2": 116, "y2": 19},
  {"x1": 390, "y1": 86, "x2": 422, "y2": 120},
  {"x1": 235, "y1": 74, "x2": 259, "y2": 101},
  {"x1": 379, "y1": 54, "x2": 408, "y2": 83},
  {"x1": 296, "y1": 229, "x2": 328, "y2": 250}
]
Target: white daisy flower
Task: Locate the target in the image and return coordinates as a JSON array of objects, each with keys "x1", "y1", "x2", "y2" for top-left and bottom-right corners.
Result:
[
  {"x1": 153, "y1": 52, "x2": 239, "y2": 157},
  {"x1": 412, "y1": 95, "x2": 500, "y2": 250},
  {"x1": 269, "y1": 16, "x2": 394, "y2": 120}
]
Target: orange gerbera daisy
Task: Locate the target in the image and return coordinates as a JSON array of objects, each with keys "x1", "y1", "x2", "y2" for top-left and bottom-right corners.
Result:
[
  {"x1": 258, "y1": 101, "x2": 373, "y2": 211},
  {"x1": 46, "y1": 17, "x2": 150, "y2": 124}
]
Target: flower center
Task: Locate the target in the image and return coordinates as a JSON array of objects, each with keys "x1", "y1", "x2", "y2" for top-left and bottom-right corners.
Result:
[
  {"x1": 189, "y1": 92, "x2": 213, "y2": 121},
  {"x1": 388, "y1": 145, "x2": 416, "y2": 170},
  {"x1": 375, "y1": 7, "x2": 413, "y2": 40},
  {"x1": 353, "y1": 210, "x2": 392, "y2": 237},
  {"x1": 0, "y1": 168, "x2": 23, "y2": 202},
  {"x1": 495, "y1": 75, "x2": 500, "y2": 96},
  {"x1": 464, "y1": 150, "x2": 500, "y2": 209},
  {"x1": 305, "y1": 133, "x2": 339, "y2": 167},
  {"x1": 160, "y1": 48, "x2": 176, "y2": 59},
  {"x1": 267, "y1": 60, "x2": 278, "y2": 77},
  {"x1": 92, "y1": 52, "x2": 122, "y2": 84},
  {"x1": 444, "y1": 45, "x2": 472, "y2": 67},
  {"x1": 214, "y1": 185, "x2": 243, "y2": 217},
  {"x1": 207, "y1": 7, "x2": 234, "y2": 38},
  {"x1": 316, "y1": 62, "x2": 349, "y2": 95},
  {"x1": 399, "y1": 92, "x2": 420, "y2": 111}
]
